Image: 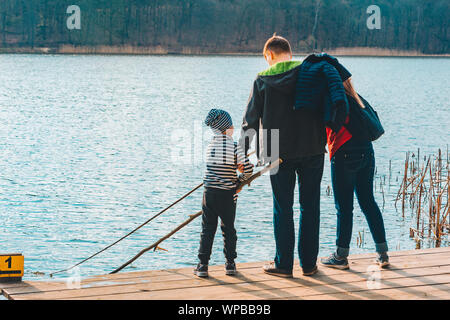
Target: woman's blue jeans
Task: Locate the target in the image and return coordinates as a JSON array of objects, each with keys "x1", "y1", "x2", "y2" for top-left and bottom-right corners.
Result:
[{"x1": 331, "y1": 142, "x2": 388, "y2": 257}]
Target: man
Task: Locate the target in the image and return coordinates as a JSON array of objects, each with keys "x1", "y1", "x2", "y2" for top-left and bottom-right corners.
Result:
[{"x1": 239, "y1": 34, "x2": 326, "y2": 277}]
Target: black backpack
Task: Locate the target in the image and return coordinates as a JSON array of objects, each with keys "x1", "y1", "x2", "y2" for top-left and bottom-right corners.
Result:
[{"x1": 345, "y1": 94, "x2": 384, "y2": 141}]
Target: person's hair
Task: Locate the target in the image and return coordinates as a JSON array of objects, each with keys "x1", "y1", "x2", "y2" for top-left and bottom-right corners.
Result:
[
  {"x1": 263, "y1": 33, "x2": 292, "y2": 56},
  {"x1": 343, "y1": 78, "x2": 365, "y2": 108}
]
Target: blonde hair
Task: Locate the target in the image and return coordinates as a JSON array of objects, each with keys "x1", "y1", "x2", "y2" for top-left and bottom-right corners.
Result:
[
  {"x1": 263, "y1": 33, "x2": 292, "y2": 56},
  {"x1": 343, "y1": 78, "x2": 365, "y2": 108}
]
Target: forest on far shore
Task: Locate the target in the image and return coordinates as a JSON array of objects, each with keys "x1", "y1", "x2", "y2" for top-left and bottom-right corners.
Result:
[{"x1": 0, "y1": 0, "x2": 448, "y2": 54}]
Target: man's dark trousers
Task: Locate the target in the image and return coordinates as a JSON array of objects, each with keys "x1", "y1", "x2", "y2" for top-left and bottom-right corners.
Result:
[{"x1": 270, "y1": 154, "x2": 324, "y2": 272}]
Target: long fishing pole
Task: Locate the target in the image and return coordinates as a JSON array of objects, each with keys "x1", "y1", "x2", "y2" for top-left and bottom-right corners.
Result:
[
  {"x1": 51, "y1": 150, "x2": 256, "y2": 277},
  {"x1": 50, "y1": 182, "x2": 203, "y2": 277},
  {"x1": 110, "y1": 158, "x2": 282, "y2": 274},
  {"x1": 110, "y1": 210, "x2": 203, "y2": 274}
]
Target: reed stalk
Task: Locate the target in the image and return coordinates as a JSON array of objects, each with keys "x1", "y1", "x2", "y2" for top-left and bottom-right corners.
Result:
[{"x1": 396, "y1": 149, "x2": 449, "y2": 247}]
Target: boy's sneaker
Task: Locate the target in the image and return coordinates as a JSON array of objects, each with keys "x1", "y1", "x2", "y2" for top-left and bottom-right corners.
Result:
[
  {"x1": 194, "y1": 263, "x2": 209, "y2": 278},
  {"x1": 320, "y1": 252, "x2": 349, "y2": 270},
  {"x1": 225, "y1": 261, "x2": 237, "y2": 276},
  {"x1": 376, "y1": 253, "x2": 390, "y2": 268},
  {"x1": 262, "y1": 262, "x2": 293, "y2": 278}
]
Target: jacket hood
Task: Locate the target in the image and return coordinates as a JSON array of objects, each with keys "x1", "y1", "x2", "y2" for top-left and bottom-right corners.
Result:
[{"x1": 258, "y1": 61, "x2": 302, "y2": 93}]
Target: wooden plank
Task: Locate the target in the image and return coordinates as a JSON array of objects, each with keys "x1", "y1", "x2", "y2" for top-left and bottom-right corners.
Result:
[
  {"x1": 2, "y1": 272, "x2": 191, "y2": 299},
  {"x1": 5, "y1": 248, "x2": 450, "y2": 298},
  {"x1": 14, "y1": 268, "x2": 450, "y2": 300},
  {"x1": 80, "y1": 246, "x2": 450, "y2": 279},
  {"x1": 4, "y1": 246, "x2": 446, "y2": 292},
  {"x1": 6, "y1": 250, "x2": 450, "y2": 298},
  {"x1": 301, "y1": 284, "x2": 450, "y2": 300},
  {"x1": 61, "y1": 274, "x2": 450, "y2": 300},
  {"x1": 281, "y1": 283, "x2": 450, "y2": 300},
  {"x1": 3, "y1": 247, "x2": 450, "y2": 300},
  {"x1": 81, "y1": 246, "x2": 450, "y2": 278},
  {"x1": 10, "y1": 246, "x2": 450, "y2": 293},
  {"x1": 275, "y1": 276, "x2": 450, "y2": 300},
  {"x1": 73, "y1": 271, "x2": 450, "y2": 300},
  {"x1": 0, "y1": 268, "x2": 174, "y2": 291},
  {"x1": 10, "y1": 261, "x2": 450, "y2": 300}
]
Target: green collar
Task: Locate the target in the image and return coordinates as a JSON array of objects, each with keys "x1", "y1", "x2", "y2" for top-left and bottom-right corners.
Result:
[{"x1": 258, "y1": 60, "x2": 302, "y2": 76}]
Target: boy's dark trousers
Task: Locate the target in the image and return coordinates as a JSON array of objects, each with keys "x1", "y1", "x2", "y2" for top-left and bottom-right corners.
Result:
[
  {"x1": 198, "y1": 187, "x2": 237, "y2": 264},
  {"x1": 270, "y1": 154, "x2": 324, "y2": 272}
]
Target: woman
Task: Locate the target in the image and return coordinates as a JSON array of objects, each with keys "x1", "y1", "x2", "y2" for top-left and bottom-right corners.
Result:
[{"x1": 321, "y1": 78, "x2": 389, "y2": 269}]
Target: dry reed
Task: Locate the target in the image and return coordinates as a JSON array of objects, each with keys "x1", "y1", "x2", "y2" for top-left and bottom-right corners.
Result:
[{"x1": 395, "y1": 148, "x2": 449, "y2": 247}]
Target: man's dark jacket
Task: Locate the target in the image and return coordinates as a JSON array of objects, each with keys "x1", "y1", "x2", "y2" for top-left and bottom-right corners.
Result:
[{"x1": 239, "y1": 61, "x2": 326, "y2": 164}]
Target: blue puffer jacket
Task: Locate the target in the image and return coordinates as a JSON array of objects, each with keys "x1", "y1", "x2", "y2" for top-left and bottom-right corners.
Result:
[{"x1": 294, "y1": 53, "x2": 352, "y2": 132}]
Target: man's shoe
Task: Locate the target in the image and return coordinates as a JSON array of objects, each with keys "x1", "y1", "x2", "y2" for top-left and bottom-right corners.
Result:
[
  {"x1": 302, "y1": 265, "x2": 319, "y2": 276},
  {"x1": 225, "y1": 261, "x2": 237, "y2": 276},
  {"x1": 320, "y1": 252, "x2": 349, "y2": 270},
  {"x1": 262, "y1": 262, "x2": 293, "y2": 278},
  {"x1": 376, "y1": 253, "x2": 390, "y2": 268},
  {"x1": 194, "y1": 263, "x2": 209, "y2": 278}
]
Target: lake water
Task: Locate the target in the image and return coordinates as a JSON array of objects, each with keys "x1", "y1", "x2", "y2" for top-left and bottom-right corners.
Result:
[{"x1": 0, "y1": 55, "x2": 449, "y2": 281}]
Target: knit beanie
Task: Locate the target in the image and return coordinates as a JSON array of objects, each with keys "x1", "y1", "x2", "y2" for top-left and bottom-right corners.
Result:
[{"x1": 204, "y1": 108, "x2": 233, "y2": 133}]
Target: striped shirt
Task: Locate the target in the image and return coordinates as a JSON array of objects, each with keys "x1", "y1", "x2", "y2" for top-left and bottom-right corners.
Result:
[{"x1": 204, "y1": 134, "x2": 253, "y2": 190}]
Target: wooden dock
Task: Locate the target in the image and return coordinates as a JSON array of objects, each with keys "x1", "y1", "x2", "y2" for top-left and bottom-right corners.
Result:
[{"x1": 1, "y1": 247, "x2": 450, "y2": 300}]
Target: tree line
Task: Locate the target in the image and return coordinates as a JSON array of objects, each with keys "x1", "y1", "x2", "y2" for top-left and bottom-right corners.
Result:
[{"x1": 0, "y1": 0, "x2": 448, "y2": 54}]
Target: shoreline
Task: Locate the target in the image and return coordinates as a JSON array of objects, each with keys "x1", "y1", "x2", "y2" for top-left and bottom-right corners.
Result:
[{"x1": 0, "y1": 46, "x2": 449, "y2": 57}]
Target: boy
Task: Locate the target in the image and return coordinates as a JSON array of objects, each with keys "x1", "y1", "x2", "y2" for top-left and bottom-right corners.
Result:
[{"x1": 194, "y1": 108, "x2": 253, "y2": 277}]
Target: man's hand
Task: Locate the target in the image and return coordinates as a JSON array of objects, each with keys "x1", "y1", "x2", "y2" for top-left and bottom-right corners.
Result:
[
  {"x1": 236, "y1": 187, "x2": 242, "y2": 194},
  {"x1": 237, "y1": 163, "x2": 245, "y2": 173}
]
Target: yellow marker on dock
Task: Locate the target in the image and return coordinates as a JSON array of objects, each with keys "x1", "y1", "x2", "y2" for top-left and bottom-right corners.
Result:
[{"x1": 0, "y1": 253, "x2": 24, "y2": 283}]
